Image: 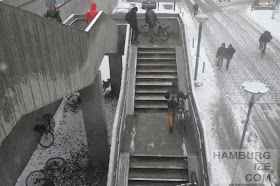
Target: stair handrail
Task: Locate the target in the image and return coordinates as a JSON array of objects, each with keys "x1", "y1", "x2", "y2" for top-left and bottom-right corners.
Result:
[
  {"x1": 177, "y1": 14, "x2": 212, "y2": 185},
  {"x1": 107, "y1": 24, "x2": 131, "y2": 186}
]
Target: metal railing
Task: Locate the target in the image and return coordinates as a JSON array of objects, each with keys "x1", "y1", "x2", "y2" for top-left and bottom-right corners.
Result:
[
  {"x1": 107, "y1": 24, "x2": 132, "y2": 186},
  {"x1": 177, "y1": 14, "x2": 211, "y2": 186}
]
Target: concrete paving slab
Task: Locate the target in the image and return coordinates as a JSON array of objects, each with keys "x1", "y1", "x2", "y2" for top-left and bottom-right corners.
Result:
[{"x1": 129, "y1": 113, "x2": 188, "y2": 157}]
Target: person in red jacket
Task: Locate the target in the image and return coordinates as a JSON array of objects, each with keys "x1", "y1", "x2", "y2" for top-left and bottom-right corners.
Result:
[{"x1": 85, "y1": 2, "x2": 99, "y2": 24}]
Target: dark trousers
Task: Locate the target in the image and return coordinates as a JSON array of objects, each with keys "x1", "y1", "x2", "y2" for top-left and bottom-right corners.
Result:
[
  {"x1": 217, "y1": 56, "x2": 224, "y2": 67},
  {"x1": 194, "y1": 10, "x2": 198, "y2": 16},
  {"x1": 226, "y1": 57, "x2": 232, "y2": 70},
  {"x1": 259, "y1": 42, "x2": 267, "y2": 52},
  {"x1": 131, "y1": 25, "x2": 139, "y2": 41}
]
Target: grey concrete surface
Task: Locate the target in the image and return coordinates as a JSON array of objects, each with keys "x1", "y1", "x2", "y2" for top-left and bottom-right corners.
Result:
[
  {"x1": 79, "y1": 71, "x2": 109, "y2": 170},
  {"x1": 1, "y1": 0, "x2": 32, "y2": 7},
  {"x1": 124, "y1": 113, "x2": 188, "y2": 156},
  {"x1": 0, "y1": 2, "x2": 120, "y2": 145},
  {"x1": 0, "y1": 99, "x2": 61, "y2": 186},
  {"x1": 19, "y1": 0, "x2": 118, "y2": 21},
  {"x1": 109, "y1": 54, "x2": 123, "y2": 96}
]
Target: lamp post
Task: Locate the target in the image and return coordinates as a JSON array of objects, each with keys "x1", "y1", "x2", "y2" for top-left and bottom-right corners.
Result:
[
  {"x1": 231, "y1": 81, "x2": 269, "y2": 184},
  {"x1": 194, "y1": 15, "x2": 208, "y2": 81}
]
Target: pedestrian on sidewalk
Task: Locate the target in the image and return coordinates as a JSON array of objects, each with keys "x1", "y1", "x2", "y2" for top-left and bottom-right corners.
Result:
[
  {"x1": 145, "y1": 5, "x2": 157, "y2": 43},
  {"x1": 44, "y1": 4, "x2": 62, "y2": 22},
  {"x1": 125, "y1": 7, "x2": 139, "y2": 43},
  {"x1": 259, "y1": 31, "x2": 272, "y2": 53},
  {"x1": 165, "y1": 81, "x2": 189, "y2": 132},
  {"x1": 192, "y1": 3, "x2": 198, "y2": 16},
  {"x1": 225, "y1": 44, "x2": 236, "y2": 71},
  {"x1": 85, "y1": 2, "x2": 99, "y2": 24},
  {"x1": 216, "y1": 43, "x2": 227, "y2": 67}
]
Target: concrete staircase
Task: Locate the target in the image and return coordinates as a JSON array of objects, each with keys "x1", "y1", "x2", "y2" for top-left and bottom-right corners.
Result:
[
  {"x1": 128, "y1": 155, "x2": 188, "y2": 186},
  {"x1": 134, "y1": 47, "x2": 177, "y2": 112}
]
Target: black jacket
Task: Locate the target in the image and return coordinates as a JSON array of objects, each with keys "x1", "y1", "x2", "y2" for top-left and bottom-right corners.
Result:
[
  {"x1": 193, "y1": 4, "x2": 198, "y2": 11},
  {"x1": 216, "y1": 46, "x2": 227, "y2": 58},
  {"x1": 259, "y1": 32, "x2": 272, "y2": 43},
  {"x1": 145, "y1": 9, "x2": 157, "y2": 27},
  {"x1": 127, "y1": 10, "x2": 138, "y2": 27},
  {"x1": 165, "y1": 89, "x2": 189, "y2": 108},
  {"x1": 226, "y1": 47, "x2": 236, "y2": 59},
  {"x1": 44, "y1": 10, "x2": 62, "y2": 22}
]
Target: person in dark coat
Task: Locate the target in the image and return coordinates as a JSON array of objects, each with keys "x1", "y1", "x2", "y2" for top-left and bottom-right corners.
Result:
[
  {"x1": 259, "y1": 31, "x2": 272, "y2": 53},
  {"x1": 126, "y1": 7, "x2": 139, "y2": 43},
  {"x1": 225, "y1": 44, "x2": 236, "y2": 71},
  {"x1": 44, "y1": 4, "x2": 62, "y2": 22},
  {"x1": 193, "y1": 3, "x2": 198, "y2": 16},
  {"x1": 85, "y1": 2, "x2": 99, "y2": 24},
  {"x1": 145, "y1": 6, "x2": 157, "y2": 43},
  {"x1": 216, "y1": 43, "x2": 227, "y2": 67},
  {"x1": 165, "y1": 81, "x2": 189, "y2": 132}
]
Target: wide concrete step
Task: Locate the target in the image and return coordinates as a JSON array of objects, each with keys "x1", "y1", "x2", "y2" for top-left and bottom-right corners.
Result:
[
  {"x1": 137, "y1": 63, "x2": 177, "y2": 68},
  {"x1": 137, "y1": 53, "x2": 176, "y2": 58},
  {"x1": 138, "y1": 58, "x2": 176, "y2": 62},
  {"x1": 134, "y1": 102, "x2": 167, "y2": 109},
  {"x1": 136, "y1": 74, "x2": 177, "y2": 79},
  {"x1": 138, "y1": 47, "x2": 175, "y2": 53},
  {"x1": 130, "y1": 156, "x2": 188, "y2": 169},
  {"x1": 135, "y1": 81, "x2": 173, "y2": 86},
  {"x1": 135, "y1": 94, "x2": 166, "y2": 101},
  {"x1": 128, "y1": 180, "x2": 188, "y2": 186},
  {"x1": 129, "y1": 169, "x2": 188, "y2": 180},
  {"x1": 136, "y1": 68, "x2": 177, "y2": 73},
  {"x1": 135, "y1": 87, "x2": 170, "y2": 93},
  {"x1": 137, "y1": 51, "x2": 175, "y2": 55}
]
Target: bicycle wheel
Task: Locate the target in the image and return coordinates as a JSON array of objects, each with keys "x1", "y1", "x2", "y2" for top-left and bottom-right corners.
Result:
[
  {"x1": 158, "y1": 28, "x2": 169, "y2": 41},
  {"x1": 45, "y1": 157, "x2": 66, "y2": 171},
  {"x1": 190, "y1": 172, "x2": 198, "y2": 185},
  {"x1": 40, "y1": 131, "x2": 54, "y2": 148},
  {"x1": 140, "y1": 25, "x2": 149, "y2": 36},
  {"x1": 26, "y1": 170, "x2": 48, "y2": 186}
]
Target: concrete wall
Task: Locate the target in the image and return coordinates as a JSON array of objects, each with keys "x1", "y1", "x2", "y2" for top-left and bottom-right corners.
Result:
[
  {"x1": 0, "y1": 99, "x2": 61, "y2": 186},
  {"x1": 1, "y1": 0, "x2": 32, "y2": 7},
  {"x1": 0, "y1": 2, "x2": 119, "y2": 145},
  {"x1": 19, "y1": 0, "x2": 118, "y2": 21}
]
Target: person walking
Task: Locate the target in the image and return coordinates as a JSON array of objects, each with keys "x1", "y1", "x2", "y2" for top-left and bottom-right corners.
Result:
[
  {"x1": 165, "y1": 81, "x2": 189, "y2": 132},
  {"x1": 85, "y1": 2, "x2": 99, "y2": 24},
  {"x1": 44, "y1": 4, "x2": 62, "y2": 22},
  {"x1": 193, "y1": 3, "x2": 198, "y2": 16},
  {"x1": 125, "y1": 7, "x2": 139, "y2": 43},
  {"x1": 145, "y1": 6, "x2": 157, "y2": 43},
  {"x1": 259, "y1": 31, "x2": 272, "y2": 53},
  {"x1": 225, "y1": 44, "x2": 236, "y2": 71},
  {"x1": 216, "y1": 43, "x2": 227, "y2": 67}
]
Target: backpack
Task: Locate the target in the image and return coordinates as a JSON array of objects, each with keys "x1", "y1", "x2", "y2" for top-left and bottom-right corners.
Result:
[
  {"x1": 168, "y1": 91, "x2": 179, "y2": 108},
  {"x1": 125, "y1": 11, "x2": 131, "y2": 22}
]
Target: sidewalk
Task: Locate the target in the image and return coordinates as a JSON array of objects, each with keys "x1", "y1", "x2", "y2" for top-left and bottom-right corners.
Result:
[{"x1": 179, "y1": 0, "x2": 280, "y2": 185}]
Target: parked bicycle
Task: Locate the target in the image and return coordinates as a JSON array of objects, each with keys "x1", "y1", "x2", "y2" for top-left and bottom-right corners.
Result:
[
  {"x1": 102, "y1": 78, "x2": 111, "y2": 92},
  {"x1": 34, "y1": 114, "x2": 55, "y2": 148},
  {"x1": 26, "y1": 157, "x2": 66, "y2": 186},
  {"x1": 140, "y1": 20, "x2": 169, "y2": 41},
  {"x1": 64, "y1": 93, "x2": 81, "y2": 112}
]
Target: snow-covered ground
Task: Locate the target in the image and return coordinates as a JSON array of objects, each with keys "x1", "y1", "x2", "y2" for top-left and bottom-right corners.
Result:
[{"x1": 16, "y1": 56, "x2": 116, "y2": 186}]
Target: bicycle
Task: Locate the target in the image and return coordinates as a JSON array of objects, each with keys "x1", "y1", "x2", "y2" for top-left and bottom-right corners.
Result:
[
  {"x1": 140, "y1": 20, "x2": 169, "y2": 41},
  {"x1": 34, "y1": 114, "x2": 55, "y2": 148},
  {"x1": 26, "y1": 157, "x2": 66, "y2": 186},
  {"x1": 177, "y1": 99, "x2": 190, "y2": 125},
  {"x1": 260, "y1": 42, "x2": 266, "y2": 60},
  {"x1": 64, "y1": 93, "x2": 81, "y2": 112}
]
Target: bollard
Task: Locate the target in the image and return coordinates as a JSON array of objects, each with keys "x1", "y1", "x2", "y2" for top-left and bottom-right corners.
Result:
[
  {"x1": 202, "y1": 62, "x2": 205, "y2": 73},
  {"x1": 193, "y1": 39, "x2": 195, "y2": 48},
  {"x1": 158, "y1": 0, "x2": 159, "y2": 11}
]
